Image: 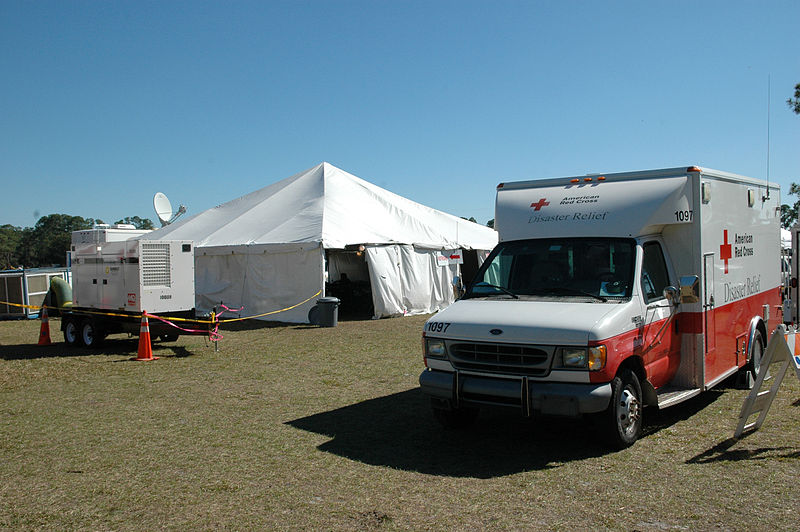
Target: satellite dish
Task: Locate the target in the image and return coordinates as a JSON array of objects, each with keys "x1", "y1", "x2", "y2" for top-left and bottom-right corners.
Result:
[
  {"x1": 153, "y1": 192, "x2": 173, "y2": 226},
  {"x1": 153, "y1": 192, "x2": 187, "y2": 227}
]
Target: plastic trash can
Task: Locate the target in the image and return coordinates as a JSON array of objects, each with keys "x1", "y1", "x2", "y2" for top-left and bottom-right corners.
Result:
[{"x1": 314, "y1": 297, "x2": 340, "y2": 327}]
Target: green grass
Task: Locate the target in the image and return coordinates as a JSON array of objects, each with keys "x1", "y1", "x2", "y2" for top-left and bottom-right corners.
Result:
[{"x1": 2, "y1": 315, "x2": 800, "y2": 530}]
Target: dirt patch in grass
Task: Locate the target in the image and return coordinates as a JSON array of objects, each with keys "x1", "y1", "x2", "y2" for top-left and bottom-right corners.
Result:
[{"x1": 2, "y1": 316, "x2": 800, "y2": 530}]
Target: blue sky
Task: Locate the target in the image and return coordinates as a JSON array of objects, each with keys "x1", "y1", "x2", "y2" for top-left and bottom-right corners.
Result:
[{"x1": 2, "y1": 0, "x2": 798, "y2": 228}]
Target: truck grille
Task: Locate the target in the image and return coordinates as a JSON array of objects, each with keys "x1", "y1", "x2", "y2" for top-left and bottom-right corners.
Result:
[{"x1": 447, "y1": 341, "x2": 554, "y2": 376}]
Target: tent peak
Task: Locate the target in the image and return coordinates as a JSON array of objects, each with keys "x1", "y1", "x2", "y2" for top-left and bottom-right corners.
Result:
[{"x1": 321, "y1": 161, "x2": 344, "y2": 173}]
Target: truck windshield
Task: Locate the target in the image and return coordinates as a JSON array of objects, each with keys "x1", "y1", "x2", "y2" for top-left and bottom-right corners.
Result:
[{"x1": 465, "y1": 238, "x2": 635, "y2": 301}]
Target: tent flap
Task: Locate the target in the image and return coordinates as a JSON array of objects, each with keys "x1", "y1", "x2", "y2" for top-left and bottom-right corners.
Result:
[{"x1": 366, "y1": 245, "x2": 457, "y2": 319}]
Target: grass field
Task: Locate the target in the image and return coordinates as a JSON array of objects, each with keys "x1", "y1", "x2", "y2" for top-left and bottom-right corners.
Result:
[{"x1": 2, "y1": 315, "x2": 800, "y2": 530}]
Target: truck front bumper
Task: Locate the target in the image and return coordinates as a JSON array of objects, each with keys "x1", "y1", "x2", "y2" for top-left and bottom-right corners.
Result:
[{"x1": 419, "y1": 369, "x2": 612, "y2": 417}]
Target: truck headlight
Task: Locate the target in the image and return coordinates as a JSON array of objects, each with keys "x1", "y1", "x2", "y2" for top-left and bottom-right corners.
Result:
[
  {"x1": 561, "y1": 348, "x2": 587, "y2": 368},
  {"x1": 588, "y1": 345, "x2": 607, "y2": 371},
  {"x1": 426, "y1": 338, "x2": 447, "y2": 358},
  {"x1": 555, "y1": 345, "x2": 606, "y2": 370}
]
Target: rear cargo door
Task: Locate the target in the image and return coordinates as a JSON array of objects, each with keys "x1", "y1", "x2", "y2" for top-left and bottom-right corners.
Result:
[{"x1": 703, "y1": 252, "x2": 716, "y2": 353}]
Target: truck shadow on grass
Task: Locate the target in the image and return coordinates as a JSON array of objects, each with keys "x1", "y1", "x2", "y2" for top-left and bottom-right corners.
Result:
[
  {"x1": 287, "y1": 387, "x2": 728, "y2": 478},
  {"x1": 0, "y1": 338, "x2": 196, "y2": 360}
]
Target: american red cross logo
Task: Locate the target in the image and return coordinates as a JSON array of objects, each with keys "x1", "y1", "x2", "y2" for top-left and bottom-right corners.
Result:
[
  {"x1": 720, "y1": 229, "x2": 732, "y2": 274},
  {"x1": 530, "y1": 198, "x2": 549, "y2": 211}
]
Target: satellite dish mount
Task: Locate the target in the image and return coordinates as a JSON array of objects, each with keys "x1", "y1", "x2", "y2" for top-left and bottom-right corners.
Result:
[{"x1": 153, "y1": 192, "x2": 186, "y2": 227}]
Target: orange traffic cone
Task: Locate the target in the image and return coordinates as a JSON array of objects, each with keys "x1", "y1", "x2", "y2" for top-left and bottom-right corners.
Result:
[
  {"x1": 38, "y1": 306, "x2": 52, "y2": 346},
  {"x1": 133, "y1": 312, "x2": 158, "y2": 361}
]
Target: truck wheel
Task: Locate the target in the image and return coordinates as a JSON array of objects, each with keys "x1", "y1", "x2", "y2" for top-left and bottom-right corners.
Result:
[
  {"x1": 80, "y1": 319, "x2": 104, "y2": 348},
  {"x1": 746, "y1": 334, "x2": 765, "y2": 389},
  {"x1": 63, "y1": 318, "x2": 79, "y2": 346},
  {"x1": 735, "y1": 333, "x2": 765, "y2": 389},
  {"x1": 431, "y1": 399, "x2": 478, "y2": 430},
  {"x1": 603, "y1": 368, "x2": 643, "y2": 449}
]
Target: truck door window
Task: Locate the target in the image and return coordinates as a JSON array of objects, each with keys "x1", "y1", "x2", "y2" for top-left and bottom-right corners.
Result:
[{"x1": 641, "y1": 242, "x2": 670, "y2": 303}]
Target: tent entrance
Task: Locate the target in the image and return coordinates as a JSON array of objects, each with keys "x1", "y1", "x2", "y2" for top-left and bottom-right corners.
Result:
[
  {"x1": 326, "y1": 250, "x2": 374, "y2": 319},
  {"x1": 460, "y1": 249, "x2": 480, "y2": 286}
]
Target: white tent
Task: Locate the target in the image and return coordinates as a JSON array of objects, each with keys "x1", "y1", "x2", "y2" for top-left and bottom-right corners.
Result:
[{"x1": 149, "y1": 162, "x2": 498, "y2": 322}]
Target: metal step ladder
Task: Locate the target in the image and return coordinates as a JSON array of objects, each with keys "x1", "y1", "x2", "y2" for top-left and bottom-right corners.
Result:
[{"x1": 734, "y1": 325, "x2": 800, "y2": 439}]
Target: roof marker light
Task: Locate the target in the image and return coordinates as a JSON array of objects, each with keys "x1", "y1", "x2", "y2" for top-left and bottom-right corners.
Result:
[
  {"x1": 497, "y1": 183, "x2": 505, "y2": 189},
  {"x1": 584, "y1": 177, "x2": 593, "y2": 182},
  {"x1": 687, "y1": 166, "x2": 702, "y2": 173},
  {"x1": 570, "y1": 178, "x2": 580, "y2": 183},
  {"x1": 598, "y1": 176, "x2": 606, "y2": 181}
]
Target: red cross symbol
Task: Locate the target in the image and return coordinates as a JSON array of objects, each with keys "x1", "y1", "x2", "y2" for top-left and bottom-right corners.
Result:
[
  {"x1": 530, "y1": 198, "x2": 550, "y2": 211},
  {"x1": 719, "y1": 229, "x2": 732, "y2": 274}
]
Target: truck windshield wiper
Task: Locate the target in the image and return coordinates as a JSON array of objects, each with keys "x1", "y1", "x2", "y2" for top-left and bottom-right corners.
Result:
[
  {"x1": 466, "y1": 282, "x2": 520, "y2": 299},
  {"x1": 534, "y1": 286, "x2": 607, "y2": 302}
]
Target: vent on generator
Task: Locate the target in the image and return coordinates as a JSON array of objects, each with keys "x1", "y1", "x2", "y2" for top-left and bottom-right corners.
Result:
[{"x1": 141, "y1": 243, "x2": 172, "y2": 287}]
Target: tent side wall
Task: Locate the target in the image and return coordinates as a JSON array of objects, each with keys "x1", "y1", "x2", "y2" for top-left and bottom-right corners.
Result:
[
  {"x1": 365, "y1": 245, "x2": 459, "y2": 318},
  {"x1": 195, "y1": 243, "x2": 324, "y2": 323}
]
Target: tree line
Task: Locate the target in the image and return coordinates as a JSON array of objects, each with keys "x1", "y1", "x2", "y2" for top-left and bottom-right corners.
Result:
[{"x1": 0, "y1": 214, "x2": 154, "y2": 270}]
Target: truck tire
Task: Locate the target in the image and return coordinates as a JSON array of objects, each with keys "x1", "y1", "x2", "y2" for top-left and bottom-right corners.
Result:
[
  {"x1": 431, "y1": 399, "x2": 478, "y2": 430},
  {"x1": 80, "y1": 319, "x2": 104, "y2": 348},
  {"x1": 602, "y1": 368, "x2": 643, "y2": 449},
  {"x1": 63, "y1": 318, "x2": 80, "y2": 346},
  {"x1": 745, "y1": 333, "x2": 765, "y2": 389},
  {"x1": 735, "y1": 332, "x2": 765, "y2": 389}
]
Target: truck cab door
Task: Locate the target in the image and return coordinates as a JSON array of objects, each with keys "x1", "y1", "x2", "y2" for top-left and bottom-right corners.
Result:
[{"x1": 639, "y1": 240, "x2": 681, "y2": 389}]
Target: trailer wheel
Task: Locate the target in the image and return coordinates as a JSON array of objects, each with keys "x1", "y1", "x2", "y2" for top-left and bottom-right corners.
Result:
[
  {"x1": 63, "y1": 318, "x2": 80, "y2": 346},
  {"x1": 431, "y1": 399, "x2": 478, "y2": 430},
  {"x1": 80, "y1": 319, "x2": 104, "y2": 348},
  {"x1": 602, "y1": 368, "x2": 643, "y2": 449}
]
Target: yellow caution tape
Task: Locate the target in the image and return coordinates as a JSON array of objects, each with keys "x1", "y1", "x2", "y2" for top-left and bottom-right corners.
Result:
[
  {"x1": 216, "y1": 290, "x2": 322, "y2": 323},
  {"x1": 0, "y1": 288, "x2": 323, "y2": 325}
]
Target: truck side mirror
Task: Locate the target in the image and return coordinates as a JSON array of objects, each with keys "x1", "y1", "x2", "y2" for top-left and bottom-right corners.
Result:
[
  {"x1": 663, "y1": 286, "x2": 679, "y2": 305},
  {"x1": 679, "y1": 275, "x2": 700, "y2": 304}
]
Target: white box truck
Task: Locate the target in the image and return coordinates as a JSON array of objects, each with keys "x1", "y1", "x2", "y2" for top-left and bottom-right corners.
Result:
[{"x1": 419, "y1": 166, "x2": 781, "y2": 447}]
